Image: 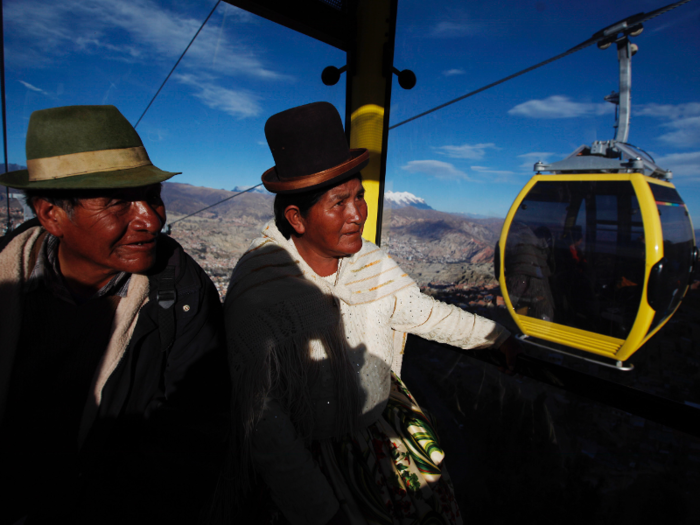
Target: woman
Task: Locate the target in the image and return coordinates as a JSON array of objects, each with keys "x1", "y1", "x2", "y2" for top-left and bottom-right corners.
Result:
[{"x1": 225, "y1": 102, "x2": 519, "y2": 525}]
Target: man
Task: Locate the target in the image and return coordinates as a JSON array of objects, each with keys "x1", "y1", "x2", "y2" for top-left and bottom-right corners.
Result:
[{"x1": 0, "y1": 106, "x2": 230, "y2": 524}]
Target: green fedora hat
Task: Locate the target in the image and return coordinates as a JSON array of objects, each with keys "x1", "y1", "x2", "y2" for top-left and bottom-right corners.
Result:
[{"x1": 0, "y1": 105, "x2": 180, "y2": 189}]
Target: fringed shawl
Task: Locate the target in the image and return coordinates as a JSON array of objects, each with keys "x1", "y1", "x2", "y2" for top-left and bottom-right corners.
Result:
[{"x1": 224, "y1": 220, "x2": 415, "y2": 491}]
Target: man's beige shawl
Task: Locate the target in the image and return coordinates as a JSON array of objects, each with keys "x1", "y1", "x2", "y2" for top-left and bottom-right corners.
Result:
[{"x1": 0, "y1": 226, "x2": 149, "y2": 440}]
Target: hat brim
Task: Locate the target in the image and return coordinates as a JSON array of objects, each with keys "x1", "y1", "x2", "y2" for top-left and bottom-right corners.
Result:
[
  {"x1": 0, "y1": 164, "x2": 180, "y2": 190},
  {"x1": 262, "y1": 148, "x2": 369, "y2": 194}
]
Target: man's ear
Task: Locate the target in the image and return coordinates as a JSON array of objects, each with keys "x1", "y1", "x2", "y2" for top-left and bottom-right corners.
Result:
[
  {"x1": 284, "y1": 205, "x2": 306, "y2": 236},
  {"x1": 33, "y1": 199, "x2": 68, "y2": 238}
]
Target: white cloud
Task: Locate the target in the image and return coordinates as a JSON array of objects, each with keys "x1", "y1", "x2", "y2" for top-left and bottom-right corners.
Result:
[
  {"x1": 5, "y1": 0, "x2": 285, "y2": 116},
  {"x1": 402, "y1": 160, "x2": 472, "y2": 181},
  {"x1": 436, "y1": 142, "x2": 497, "y2": 160},
  {"x1": 19, "y1": 80, "x2": 48, "y2": 95},
  {"x1": 443, "y1": 69, "x2": 465, "y2": 77},
  {"x1": 470, "y1": 166, "x2": 514, "y2": 176},
  {"x1": 657, "y1": 118, "x2": 700, "y2": 148},
  {"x1": 175, "y1": 73, "x2": 262, "y2": 119},
  {"x1": 73, "y1": 36, "x2": 143, "y2": 61},
  {"x1": 654, "y1": 151, "x2": 700, "y2": 180},
  {"x1": 636, "y1": 103, "x2": 700, "y2": 120},
  {"x1": 508, "y1": 95, "x2": 613, "y2": 119},
  {"x1": 430, "y1": 21, "x2": 480, "y2": 38},
  {"x1": 517, "y1": 151, "x2": 556, "y2": 170},
  {"x1": 636, "y1": 103, "x2": 700, "y2": 148}
]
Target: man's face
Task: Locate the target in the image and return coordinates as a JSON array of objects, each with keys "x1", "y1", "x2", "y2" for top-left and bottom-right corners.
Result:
[{"x1": 49, "y1": 184, "x2": 166, "y2": 284}]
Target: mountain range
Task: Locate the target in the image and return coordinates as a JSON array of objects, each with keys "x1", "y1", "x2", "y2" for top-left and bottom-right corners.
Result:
[
  {"x1": 162, "y1": 184, "x2": 447, "y2": 218},
  {"x1": 161, "y1": 182, "x2": 501, "y2": 287},
  {"x1": 0, "y1": 163, "x2": 26, "y2": 173},
  {"x1": 162, "y1": 182, "x2": 273, "y2": 221},
  {"x1": 161, "y1": 182, "x2": 499, "y2": 253}
]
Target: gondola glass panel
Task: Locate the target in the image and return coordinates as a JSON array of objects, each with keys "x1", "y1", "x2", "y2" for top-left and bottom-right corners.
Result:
[
  {"x1": 645, "y1": 183, "x2": 696, "y2": 338},
  {"x1": 4, "y1": 2, "x2": 350, "y2": 299},
  {"x1": 499, "y1": 174, "x2": 695, "y2": 363}
]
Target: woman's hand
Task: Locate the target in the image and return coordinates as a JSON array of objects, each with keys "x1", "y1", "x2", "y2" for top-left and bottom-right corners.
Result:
[
  {"x1": 326, "y1": 508, "x2": 352, "y2": 525},
  {"x1": 496, "y1": 335, "x2": 522, "y2": 375}
]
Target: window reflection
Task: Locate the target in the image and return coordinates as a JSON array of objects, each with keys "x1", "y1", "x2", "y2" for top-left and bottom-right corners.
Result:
[
  {"x1": 5, "y1": 2, "x2": 347, "y2": 303},
  {"x1": 505, "y1": 181, "x2": 646, "y2": 338}
]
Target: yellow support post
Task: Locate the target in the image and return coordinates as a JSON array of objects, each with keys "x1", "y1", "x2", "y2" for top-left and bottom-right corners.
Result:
[{"x1": 346, "y1": 0, "x2": 397, "y2": 245}]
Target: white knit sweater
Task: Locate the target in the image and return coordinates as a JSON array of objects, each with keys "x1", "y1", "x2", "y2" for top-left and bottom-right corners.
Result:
[{"x1": 315, "y1": 264, "x2": 511, "y2": 435}]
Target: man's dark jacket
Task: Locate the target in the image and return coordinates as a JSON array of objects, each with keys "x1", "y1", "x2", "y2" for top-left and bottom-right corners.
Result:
[{"x1": 0, "y1": 220, "x2": 231, "y2": 524}]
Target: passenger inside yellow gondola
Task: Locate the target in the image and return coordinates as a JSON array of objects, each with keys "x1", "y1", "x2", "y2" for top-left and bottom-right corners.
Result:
[
  {"x1": 564, "y1": 226, "x2": 586, "y2": 267},
  {"x1": 554, "y1": 225, "x2": 600, "y2": 332},
  {"x1": 504, "y1": 224, "x2": 554, "y2": 321},
  {"x1": 608, "y1": 233, "x2": 645, "y2": 336}
]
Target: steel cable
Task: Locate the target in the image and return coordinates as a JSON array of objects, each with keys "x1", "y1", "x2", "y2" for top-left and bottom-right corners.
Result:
[
  {"x1": 135, "y1": 0, "x2": 221, "y2": 128},
  {"x1": 389, "y1": 0, "x2": 693, "y2": 131}
]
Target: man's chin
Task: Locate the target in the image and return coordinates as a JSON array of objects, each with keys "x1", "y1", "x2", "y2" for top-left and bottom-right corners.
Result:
[{"x1": 119, "y1": 254, "x2": 158, "y2": 275}]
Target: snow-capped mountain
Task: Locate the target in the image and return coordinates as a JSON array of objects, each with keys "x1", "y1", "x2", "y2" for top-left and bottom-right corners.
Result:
[
  {"x1": 232, "y1": 185, "x2": 271, "y2": 195},
  {"x1": 384, "y1": 191, "x2": 432, "y2": 210}
]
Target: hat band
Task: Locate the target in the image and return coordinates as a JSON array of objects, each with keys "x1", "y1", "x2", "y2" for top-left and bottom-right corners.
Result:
[
  {"x1": 26, "y1": 146, "x2": 152, "y2": 181},
  {"x1": 263, "y1": 149, "x2": 369, "y2": 193}
]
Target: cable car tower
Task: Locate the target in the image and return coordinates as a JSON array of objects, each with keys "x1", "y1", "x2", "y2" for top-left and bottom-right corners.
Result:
[{"x1": 497, "y1": 22, "x2": 698, "y2": 369}]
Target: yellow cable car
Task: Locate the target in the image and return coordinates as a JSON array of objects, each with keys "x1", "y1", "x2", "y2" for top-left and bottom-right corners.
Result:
[
  {"x1": 498, "y1": 171, "x2": 696, "y2": 366},
  {"x1": 496, "y1": 32, "x2": 697, "y2": 368}
]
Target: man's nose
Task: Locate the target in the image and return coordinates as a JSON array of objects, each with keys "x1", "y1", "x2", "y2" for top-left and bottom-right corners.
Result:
[{"x1": 131, "y1": 200, "x2": 163, "y2": 232}]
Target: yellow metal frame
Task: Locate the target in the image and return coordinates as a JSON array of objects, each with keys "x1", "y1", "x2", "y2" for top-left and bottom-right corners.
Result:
[
  {"x1": 637, "y1": 178, "x2": 696, "y2": 348},
  {"x1": 347, "y1": 0, "x2": 397, "y2": 245},
  {"x1": 350, "y1": 104, "x2": 385, "y2": 243},
  {"x1": 227, "y1": 1, "x2": 398, "y2": 245},
  {"x1": 497, "y1": 173, "x2": 679, "y2": 362}
]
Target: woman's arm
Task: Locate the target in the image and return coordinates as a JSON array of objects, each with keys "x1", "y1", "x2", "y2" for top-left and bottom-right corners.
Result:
[{"x1": 389, "y1": 284, "x2": 511, "y2": 350}]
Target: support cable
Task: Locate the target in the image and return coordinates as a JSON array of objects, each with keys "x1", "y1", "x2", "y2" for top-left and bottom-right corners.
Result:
[
  {"x1": 389, "y1": 0, "x2": 692, "y2": 131},
  {"x1": 1, "y1": 2, "x2": 10, "y2": 233},
  {"x1": 134, "y1": 0, "x2": 221, "y2": 128},
  {"x1": 168, "y1": 183, "x2": 264, "y2": 227},
  {"x1": 127, "y1": 0, "x2": 259, "y2": 230}
]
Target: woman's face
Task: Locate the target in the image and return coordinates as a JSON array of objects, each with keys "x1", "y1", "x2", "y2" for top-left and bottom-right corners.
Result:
[{"x1": 299, "y1": 177, "x2": 367, "y2": 258}]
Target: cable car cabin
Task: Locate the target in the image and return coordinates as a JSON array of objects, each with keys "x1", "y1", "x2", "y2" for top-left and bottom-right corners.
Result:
[
  {"x1": 493, "y1": 29, "x2": 700, "y2": 367},
  {"x1": 497, "y1": 171, "x2": 696, "y2": 365}
]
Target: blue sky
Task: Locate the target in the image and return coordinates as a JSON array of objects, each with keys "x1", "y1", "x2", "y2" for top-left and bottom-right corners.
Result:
[{"x1": 3, "y1": 0, "x2": 700, "y2": 225}]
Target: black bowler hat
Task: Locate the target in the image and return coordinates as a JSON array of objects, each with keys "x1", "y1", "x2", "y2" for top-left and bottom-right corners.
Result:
[{"x1": 261, "y1": 102, "x2": 369, "y2": 194}]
